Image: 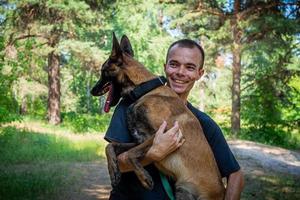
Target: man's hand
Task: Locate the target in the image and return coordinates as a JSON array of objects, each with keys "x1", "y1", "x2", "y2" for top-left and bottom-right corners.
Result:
[{"x1": 147, "y1": 121, "x2": 185, "y2": 161}]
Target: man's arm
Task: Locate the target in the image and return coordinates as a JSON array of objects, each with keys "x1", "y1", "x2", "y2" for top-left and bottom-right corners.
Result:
[
  {"x1": 117, "y1": 121, "x2": 185, "y2": 172},
  {"x1": 225, "y1": 169, "x2": 244, "y2": 200}
]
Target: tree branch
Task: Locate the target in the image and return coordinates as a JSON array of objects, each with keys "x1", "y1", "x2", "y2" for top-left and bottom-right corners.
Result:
[
  {"x1": 194, "y1": 1, "x2": 227, "y2": 18},
  {"x1": 8, "y1": 33, "x2": 48, "y2": 46},
  {"x1": 239, "y1": 2, "x2": 299, "y2": 20}
]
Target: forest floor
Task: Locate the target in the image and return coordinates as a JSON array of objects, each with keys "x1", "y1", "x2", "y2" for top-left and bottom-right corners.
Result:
[{"x1": 55, "y1": 139, "x2": 300, "y2": 200}]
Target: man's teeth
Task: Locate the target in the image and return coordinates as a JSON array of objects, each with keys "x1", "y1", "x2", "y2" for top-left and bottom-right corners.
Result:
[{"x1": 174, "y1": 80, "x2": 185, "y2": 84}]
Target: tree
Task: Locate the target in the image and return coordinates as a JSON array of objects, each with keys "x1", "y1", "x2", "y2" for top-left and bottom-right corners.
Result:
[
  {"x1": 2, "y1": 0, "x2": 103, "y2": 124},
  {"x1": 104, "y1": 0, "x2": 174, "y2": 75},
  {"x1": 161, "y1": 0, "x2": 300, "y2": 136},
  {"x1": 241, "y1": 13, "x2": 300, "y2": 144}
]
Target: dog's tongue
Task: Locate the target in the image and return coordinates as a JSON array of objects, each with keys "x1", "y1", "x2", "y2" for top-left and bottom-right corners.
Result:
[{"x1": 104, "y1": 84, "x2": 113, "y2": 113}]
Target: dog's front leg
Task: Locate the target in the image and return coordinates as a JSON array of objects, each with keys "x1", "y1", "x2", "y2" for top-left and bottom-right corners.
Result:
[
  {"x1": 125, "y1": 136, "x2": 155, "y2": 190},
  {"x1": 105, "y1": 142, "x2": 136, "y2": 187}
]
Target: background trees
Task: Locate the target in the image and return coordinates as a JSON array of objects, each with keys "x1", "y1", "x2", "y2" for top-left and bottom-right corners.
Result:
[
  {"x1": 160, "y1": 0, "x2": 299, "y2": 138},
  {"x1": 2, "y1": 0, "x2": 106, "y2": 124},
  {"x1": 1, "y1": 0, "x2": 299, "y2": 147}
]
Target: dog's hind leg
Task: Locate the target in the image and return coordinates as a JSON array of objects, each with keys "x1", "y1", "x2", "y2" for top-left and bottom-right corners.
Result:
[
  {"x1": 105, "y1": 143, "x2": 136, "y2": 187},
  {"x1": 175, "y1": 182, "x2": 199, "y2": 200}
]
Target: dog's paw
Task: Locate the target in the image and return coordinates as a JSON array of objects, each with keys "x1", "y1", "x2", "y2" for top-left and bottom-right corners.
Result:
[
  {"x1": 110, "y1": 170, "x2": 121, "y2": 187},
  {"x1": 108, "y1": 160, "x2": 121, "y2": 187},
  {"x1": 139, "y1": 171, "x2": 154, "y2": 190}
]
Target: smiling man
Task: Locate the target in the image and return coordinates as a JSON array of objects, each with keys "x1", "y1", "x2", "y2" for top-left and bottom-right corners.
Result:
[
  {"x1": 164, "y1": 40, "x2": 204, "y2": 102},
  {"x1": 105, "y1": 39, "x2": 244, "y2": 200}
]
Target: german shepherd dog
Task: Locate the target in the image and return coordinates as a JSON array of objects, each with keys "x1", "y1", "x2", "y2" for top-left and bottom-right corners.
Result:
[{"x1": 91, "y1": 34, "x2": 225, "y2": 200}]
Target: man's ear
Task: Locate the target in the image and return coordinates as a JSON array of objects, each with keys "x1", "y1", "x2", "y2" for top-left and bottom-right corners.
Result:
[
  {"x1": 111, "y1": 32, "x2": 122, "y2": 60},
  {"x1": 120, "y1": 35, "x2": 134, "y2": 57},
  {"x1": 197, "y1": 68, "x2": 204, "y2": 80}
]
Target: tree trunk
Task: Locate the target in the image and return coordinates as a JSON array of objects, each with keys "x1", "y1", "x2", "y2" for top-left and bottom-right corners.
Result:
[
  {"x1": 47, "y1": 51, "x2": 61, "y2": 125},
  {"x1": 231, "y1": 0, "x2": 242, "y2": 136},
  {"x1": 20, "y1": 97, "x2": 27, "y2": 115},
  {"x1": 198, "y1": 81, "x2": 205, "y2": 112},
  {"x1": 231, "y1": 42, "x2": 241, "y2": 136},
  {"x1": 86, "y1": 69, "x2": 92, "y2": 112}
]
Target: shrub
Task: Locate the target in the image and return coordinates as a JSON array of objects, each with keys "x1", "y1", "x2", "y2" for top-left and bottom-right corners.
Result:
[{"x1": 61, "y1": 112, "x2": 111, "y2": 133}]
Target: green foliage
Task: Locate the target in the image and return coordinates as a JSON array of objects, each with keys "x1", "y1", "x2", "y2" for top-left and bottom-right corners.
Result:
[
  {"x1": 1, "y1": 0, "x2": 299, "y2": 148},
  {"x1": 0, "y1": 41, "x2": 20, "y2": 123},
  {"x1": 241, "y1": 9, "x2": 300, "y2": 144},
  {"x1": 106, "y1": 0, "x2": 173, "y2": 74},
  {"x1": 61, "y1": 112, "x2": 111, "y2": 133},
  {"x1": 240, "y1": 127, "x2": 300, "y2": 149},
  {"x1": 164, "y1": 0, "x2": 300, "y2": 142}
]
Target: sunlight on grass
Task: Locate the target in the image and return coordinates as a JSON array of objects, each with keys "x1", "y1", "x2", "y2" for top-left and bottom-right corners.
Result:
[
  {"x1": 243, "y1": 172, "x2": 300, "y2": 200},
  {"x1": 0, "y1": 119, "x2": 108, "y2": 164}
]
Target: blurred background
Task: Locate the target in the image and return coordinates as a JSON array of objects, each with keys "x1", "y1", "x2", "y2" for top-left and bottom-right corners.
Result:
[{"x1": 0, "y1": 0, "x2": 299, "y2": 199}]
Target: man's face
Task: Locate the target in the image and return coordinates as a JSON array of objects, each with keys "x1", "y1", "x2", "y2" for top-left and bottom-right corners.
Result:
[{"x1": 164, "y1": 45, "x2": 204, "y2": 100}]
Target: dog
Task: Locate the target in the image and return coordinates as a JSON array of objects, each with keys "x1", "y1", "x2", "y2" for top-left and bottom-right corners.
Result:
[{"x1": 91, "y1": 33, "x2": 225, "y2": 200}]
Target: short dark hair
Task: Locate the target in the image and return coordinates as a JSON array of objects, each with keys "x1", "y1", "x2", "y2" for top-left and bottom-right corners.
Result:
[{"x1": 166, "y1": 39, "x2": 205, "y2": 68}]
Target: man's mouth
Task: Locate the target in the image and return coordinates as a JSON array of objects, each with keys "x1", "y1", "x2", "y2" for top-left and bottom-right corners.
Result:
[
  {"x1": 171, "y1": 78, "x2": 188, "y2": 85},
  {"x1": 173, "y1": 79, "x2": 186, "y2": 84}
]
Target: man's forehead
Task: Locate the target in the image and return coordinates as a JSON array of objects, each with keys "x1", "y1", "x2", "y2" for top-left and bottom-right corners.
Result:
[
  {"x1": 170, "y1": 44, "x2": 201, "y2": 54},
  {"x1": 167, "y1": 46, "x2": 202, "y2": 62}
]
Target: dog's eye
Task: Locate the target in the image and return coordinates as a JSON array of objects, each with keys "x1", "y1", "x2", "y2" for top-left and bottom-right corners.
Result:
[
  {"x1": 108, "y1": 58, "x2": 123, "y2": 67},
  {"x1": 116, "y1": 61, "x2": 123, "y2": 67}
]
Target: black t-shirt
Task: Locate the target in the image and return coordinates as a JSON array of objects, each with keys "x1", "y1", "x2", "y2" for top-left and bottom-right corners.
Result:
[{"x1": 105, "y1": 99, "x2": 240, "y2": 200}]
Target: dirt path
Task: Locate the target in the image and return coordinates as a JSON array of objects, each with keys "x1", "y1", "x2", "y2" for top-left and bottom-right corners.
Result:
[
  {"x1": 64, "y1": 140, "x2": 300, "y2": 200},
  {"x1": 229, "y1": 140, "x2": 300, "y2": 176}
]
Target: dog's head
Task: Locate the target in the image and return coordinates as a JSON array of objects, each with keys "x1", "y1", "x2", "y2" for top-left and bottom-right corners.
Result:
[{"x1": 91, "y1": 33, "x2": 150, "y2": 112}]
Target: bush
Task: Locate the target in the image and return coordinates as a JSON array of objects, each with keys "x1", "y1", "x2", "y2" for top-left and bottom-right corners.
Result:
[
  {"x1": 61, "y1": 112, "x2": 111, "y2": 133},
  {"x1": 240, "y1": 127, "x2": 300, "y2": 149},
  {"x1": 0, "y1": 89, "x2": 20, "y2": 124}
]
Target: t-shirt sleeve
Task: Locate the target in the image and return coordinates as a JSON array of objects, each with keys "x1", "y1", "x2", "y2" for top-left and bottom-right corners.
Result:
[
  {"x1": 104, "y1": 100, "x2": 133, "y2": 143},
  {"x1": 201, "y1": 118, "x2": 240, "y2": 178},
  {"x1": 187, "y1": 103, "x2": 240, "y2": 178}
]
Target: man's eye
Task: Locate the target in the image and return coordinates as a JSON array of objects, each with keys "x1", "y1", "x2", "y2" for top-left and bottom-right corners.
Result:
[
  {"x1": 169, "y1": 63, "x2": 177, "y2": 68},
  {"x1": 187, "y1": 66, "x2": 195, "y2": 71}
]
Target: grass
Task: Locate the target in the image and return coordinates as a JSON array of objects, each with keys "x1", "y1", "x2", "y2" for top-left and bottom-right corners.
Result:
[
  {"x1": 0, "y1": 163, "x2": 72, "y2": 200},
  {"x1": 1, "y1": 118, "x2": 300, "y2": 199},
  {"x1": 0, "y1": 119, "x2": 107, "y2": 199},
  {"x1": 242, "y1": 171, "x2": 300, "y2": 200},
  {"x1": 0, "y1": 126, "x2": 106, "y2": 164}
]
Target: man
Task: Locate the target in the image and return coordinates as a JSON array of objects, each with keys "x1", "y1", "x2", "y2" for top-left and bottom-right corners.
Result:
[{"x1": 104, "y1": 39, "x2": 244, "y2": 200}]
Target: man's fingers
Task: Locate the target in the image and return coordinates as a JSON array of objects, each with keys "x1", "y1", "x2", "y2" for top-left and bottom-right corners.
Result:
[
  {"x1": 167, "y1": 121, "x2": 179, "y2": 134},
  {"x1": 176, "y1": 129, "x2": 183, "y2": 143},
  {"x1": 178, "y1": 138, "x2": 185, "y2": 146},
  {"x1": 157, "y1": 121, "x2": 167, "y2": 134}
]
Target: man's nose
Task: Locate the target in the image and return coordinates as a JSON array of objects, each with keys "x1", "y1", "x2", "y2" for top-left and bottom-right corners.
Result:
[{"x1": 177, "y1": 65, "x2": 186, "y2": 75}]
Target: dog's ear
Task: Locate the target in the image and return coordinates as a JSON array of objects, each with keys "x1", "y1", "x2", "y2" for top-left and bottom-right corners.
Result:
[
  {"x1": 111, "y1": 32, "x2": 122, "y2": 60},
  {"x1": 120, "y1": 35, "x2": 134, "y2": 57}
]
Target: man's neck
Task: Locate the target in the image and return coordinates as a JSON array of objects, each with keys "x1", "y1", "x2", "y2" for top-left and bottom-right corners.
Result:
[{"x1": 178, "y1": 94, "x2": 188, "y2": 105}]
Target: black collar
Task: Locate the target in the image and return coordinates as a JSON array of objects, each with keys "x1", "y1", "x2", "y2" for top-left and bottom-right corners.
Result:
[{"x1": 126, "y1": 76, "x2": 167, "y2": 102}]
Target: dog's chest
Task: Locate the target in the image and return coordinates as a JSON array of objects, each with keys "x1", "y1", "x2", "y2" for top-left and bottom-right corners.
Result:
[{"x1": 126, "y1": 102, "x2": 155, "y2": 144}]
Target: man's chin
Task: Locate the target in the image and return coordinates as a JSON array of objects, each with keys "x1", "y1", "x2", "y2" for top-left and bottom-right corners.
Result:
[{"x1": 171, "y1": 86, "x2": 186, "y2": 95}]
